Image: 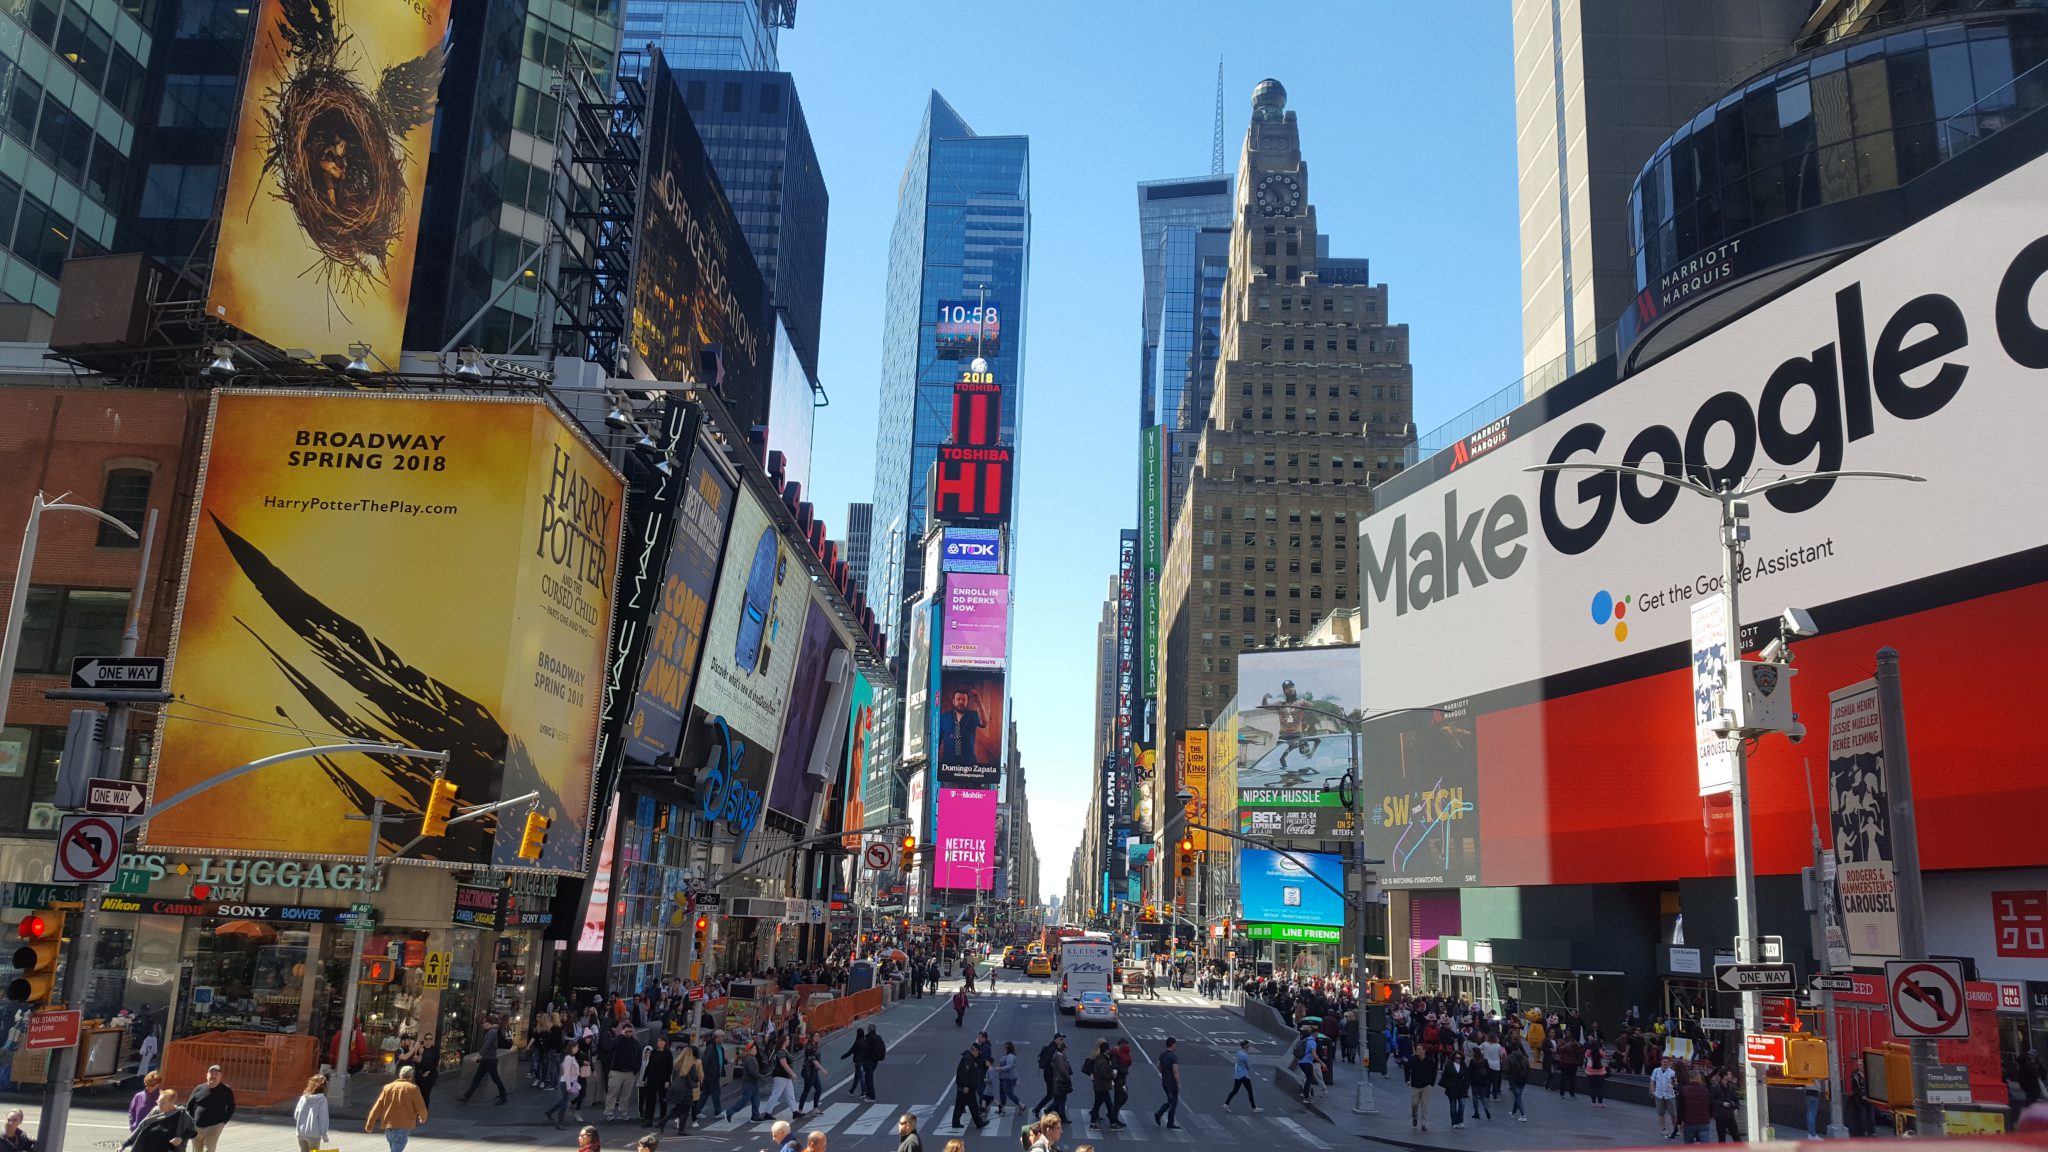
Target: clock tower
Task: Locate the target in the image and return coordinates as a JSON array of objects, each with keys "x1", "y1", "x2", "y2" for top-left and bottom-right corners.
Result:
[{"x1": 1151, "y1": 77, "x2": 1418, "y2": 836}]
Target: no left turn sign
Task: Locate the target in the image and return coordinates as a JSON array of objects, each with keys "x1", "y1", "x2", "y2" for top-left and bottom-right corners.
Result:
[
  {"x1": 54, "y1": 814, "x2": 124, "y2": 883},
  {"x1": 1886, "y1": 959, "x2": 1970, "y2": 1039},
  {"x1": 863, "y1": 840, "x2": 895, "y2": 871}
]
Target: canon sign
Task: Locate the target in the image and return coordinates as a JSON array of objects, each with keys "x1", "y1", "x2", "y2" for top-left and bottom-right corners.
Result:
[{"x1": 1359, "y1": 150, "x2": 2048, "y2": 708}]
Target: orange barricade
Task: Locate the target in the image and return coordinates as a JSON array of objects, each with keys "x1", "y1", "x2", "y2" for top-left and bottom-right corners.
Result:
[
  {"x1": 804, "y1": 988, "x2": 884, "y2": 1036},
  {"x1": 162, "y1": 1032, "x2": 320, "y2": 1108}
]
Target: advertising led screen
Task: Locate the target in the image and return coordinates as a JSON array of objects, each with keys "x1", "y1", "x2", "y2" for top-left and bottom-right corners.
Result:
[
  {"x1": 940, "y1": 574, "x2": 1008, "y2": 668},
  {"x1": 901, "y1": 596, "x2": 933, "y2": 763},
  {"x1": 929, "y1": 447, "x2": 1014, "y2": 526},
  {"x1": 933, "y1": 786, "x2": 997, "y2": 890},
  {"x1": 934, "y1": 669, "x2": 1004, "y2": 789},
  {"x1": 1141, "y1": 426, "x2": 1163, "y2": 689},
  {"x1": 941, "y1": 527, "x2": 1002, "y2": 574},
  {"x1": 1239, "y1": 849, "x2": 1344, "y2": 927},
  {"x1": 1233, "y1": 647, "x2": 1361, "y2": 804},
  {"x1": 206, "y1": 0, "x2": 449, "y2": 359},
  {"x1": 148, "y1": 392, "x2": 623, "y2": 872},
  {"x1": 839, "y1": 669, "x2": 876, "y2": 849},
  {"x1": 769, "y1": 599, "x2": 844, "y2": 820},
  {"x1": 631, "y1": 59, "x2": 768, "y2": 420},
  {"x1": 692, "y1": 484, "x2": 804, "y2": 752},
  {"x1": 624, "y1": 435, "x2": 736, "y2": 767},
  {"x1": 934, "y1": 299, "x2": 1001, "y2": 359},
  {"x1": 1354, "y1": 147, "x2": 2048, "y2": 889}
]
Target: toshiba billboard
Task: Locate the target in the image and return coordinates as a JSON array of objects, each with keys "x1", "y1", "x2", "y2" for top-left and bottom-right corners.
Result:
[{"x1": 1357, "y1": 149, "x2": 2048, "y2": 889}]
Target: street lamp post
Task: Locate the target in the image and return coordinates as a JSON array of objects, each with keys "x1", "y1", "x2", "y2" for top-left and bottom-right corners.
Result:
[
  {"x1": 1528, "y1": 461, "x2": 1922, "y2": 1142},
  {"x1": 1, "y1": 492, "x2": 142, "y2": 733}
]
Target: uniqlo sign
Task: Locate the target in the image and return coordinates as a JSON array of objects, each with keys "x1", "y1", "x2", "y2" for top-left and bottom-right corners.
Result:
[{"x1": 1992, "y1": 890, "x2": 2048, "y2": 957}]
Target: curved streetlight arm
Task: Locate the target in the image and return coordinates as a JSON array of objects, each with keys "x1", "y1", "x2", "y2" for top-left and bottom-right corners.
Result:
[
  {"x1": 39, "y1": 497, "x2": 141, "y2": 539},
  {"x1": 707, "y1": 819, "x2": 907, "y2": 889},
  {"x1": 1738, "y1": 469, "x2": 1926, "y2": 500},
  {"x1": 139, "y1": 742, "x2": 451, "y2": 821},
  {"x1": 1524, "y1": 460, "x2": 1719, "y2": 499}
]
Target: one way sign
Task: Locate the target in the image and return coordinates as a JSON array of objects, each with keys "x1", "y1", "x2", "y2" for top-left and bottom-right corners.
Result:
[
  {"x1": 1716, "y1": 962, "x2": 1798, "y2": 992},
  {"x1": 69, "y1": 657, "x2": 166, "y2": 691}
]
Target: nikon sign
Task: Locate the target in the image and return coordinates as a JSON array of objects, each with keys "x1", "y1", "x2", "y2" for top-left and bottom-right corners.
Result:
[{"x1": 1360, "y1": 149, "x2": 2048, "y2": 710}]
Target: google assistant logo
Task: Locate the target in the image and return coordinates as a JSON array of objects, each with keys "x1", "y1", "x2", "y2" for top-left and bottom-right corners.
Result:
[{"x1": 1590, "y1": 589, "x2": 1630, "y2": 642}]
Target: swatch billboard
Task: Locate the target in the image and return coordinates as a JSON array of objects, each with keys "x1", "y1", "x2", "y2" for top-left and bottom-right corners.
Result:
[
  {"x1": 940, "y1": 573, "x2": 1008, "y2": 668},
  {"x1": 934, "y1": 786, "x2": 997, "y2": 891}
]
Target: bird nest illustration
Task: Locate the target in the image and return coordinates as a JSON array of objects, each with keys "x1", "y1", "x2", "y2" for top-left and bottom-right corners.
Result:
[{"x1": 251, "y1": 0, "x2": 443, "y2": 302}]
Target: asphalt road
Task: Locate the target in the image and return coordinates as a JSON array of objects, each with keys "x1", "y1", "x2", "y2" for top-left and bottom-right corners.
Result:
[{"x1": 681, "y1": 962, "x2": 1340, "y2": 1149}]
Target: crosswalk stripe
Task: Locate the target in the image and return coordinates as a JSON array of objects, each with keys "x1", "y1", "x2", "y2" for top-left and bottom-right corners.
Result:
[
  {"x1": 842, "y1": 1103, "x2": 897, "y2": 1135},
  {"x1": 1273, "y1": 1115, "x2": 1329, "y2": 1149},
  {"x1": 805, "y1": 1102, "x2": 860, "y2": 1131}
]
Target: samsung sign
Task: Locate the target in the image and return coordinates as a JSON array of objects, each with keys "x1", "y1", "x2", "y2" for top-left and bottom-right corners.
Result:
[
  {"x1": 941, "y1": 527, "x2": 1002, "y2": 574},
  {"x1": 1360, "y1": 150, "x2": 2048, "y2": 708}
]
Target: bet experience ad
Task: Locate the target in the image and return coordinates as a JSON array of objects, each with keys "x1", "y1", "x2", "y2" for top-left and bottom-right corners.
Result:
[
  {"x1": 149, "y1": 392, "x2": 623, "y2": 872},
  {"x1": 1358, "y1": 150, "x2": 2048, "y2": 711}
]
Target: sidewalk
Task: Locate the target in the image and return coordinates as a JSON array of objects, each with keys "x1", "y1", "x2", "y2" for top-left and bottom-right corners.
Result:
[
  {"x1": 1273, "y1": 1059, "x2": 1860, "y2": 1149},
  {"x1": 3, "y1": 992, "x2": 942, "y2": 1151}
]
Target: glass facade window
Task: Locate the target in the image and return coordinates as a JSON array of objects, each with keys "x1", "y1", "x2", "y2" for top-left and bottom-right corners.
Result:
[
  {"x1": 1631, "y1": 10, "x2": 2048, "y2": 298},
  {"x1": 608, "y1": 794, "x2": 695, "y2": 994},
  {"x1": 623, "y1": 0, "x2": 780, "y2": 72},
  {"x1": 867, "y1": 93, "x2": 1029, "y2": 657}
]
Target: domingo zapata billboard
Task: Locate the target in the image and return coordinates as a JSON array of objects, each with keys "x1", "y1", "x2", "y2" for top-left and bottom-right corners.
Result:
[
  {"x1": 207, "y1": 0, "x2": 450, "y2": 359},
  {"x1": 147, "y1": 391, "x2": 624, "y2": 873}
]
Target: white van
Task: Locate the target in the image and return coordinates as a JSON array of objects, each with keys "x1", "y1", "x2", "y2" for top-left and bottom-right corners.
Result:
[{"x1": 1056, "y1": 937, "x2": 1114, "y2": 1013}]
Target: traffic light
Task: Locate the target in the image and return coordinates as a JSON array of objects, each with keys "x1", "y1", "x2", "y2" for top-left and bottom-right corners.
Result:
[
  {"x1": 1177, "y1": 837, "x2": 1195, "y2": 878},
  {"x1": 516, "y1": 811, "x2": 550, "y2": 860},
  {"x1": 420, "y1": 776, "x2": 459, "y2": 837},
  {"x1": 901, "y1": 834, "x2": 916, "y2": 856},
  {"x1": 9, "y1": 911, "x2": 63, "y2": 1005},
  {"x1": 690, "y1": 915, "x2": 709, "y2": 981}
]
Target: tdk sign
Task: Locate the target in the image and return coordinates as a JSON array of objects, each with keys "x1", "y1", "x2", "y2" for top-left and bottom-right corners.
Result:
[{"x1": 941, "y1": 527, "x2": 1002, "y2": 574}]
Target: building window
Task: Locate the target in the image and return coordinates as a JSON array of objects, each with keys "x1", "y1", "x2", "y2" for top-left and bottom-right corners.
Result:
[
  {"x1": 1311, "y1": 585, "x2": 1324, "y2": 600},
  {"x1": 138, "y1": 164, "x2": 219, "y2": 220},
  {"x1": 97, "y1": 468, "x2": 151, "y2": 546},
  {"x1": 158, "y1": 74, "x2": 237, "y2": 128},
  {"x1": 723, "y1": 82, "x2": 744, "y2": 112},
  {"x1": 1201, "y1": 554, "x2": 1214, "y2": 571},
  {"x1": 174, "y1": 0, "x2": 248, "y2": 37},
  {"x1": 760, "y1": 82, "x2": 782, "y2": 114},
  {"x1": 1289, "y1": 609, "x2": 1301, "y2": 625},
  {"x1": 10, "y1": 587, "x2": 131, "y2": 674}
]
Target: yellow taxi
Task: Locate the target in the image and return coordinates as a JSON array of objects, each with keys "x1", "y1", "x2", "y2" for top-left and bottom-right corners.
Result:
[{"x1": 1026, "y1": 954, "x2": 1054, "y2": 977}]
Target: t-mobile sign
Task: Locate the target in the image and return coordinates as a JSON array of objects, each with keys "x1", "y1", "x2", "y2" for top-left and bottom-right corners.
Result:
[{"x1": 934, "y1": 786, "x2": 997, "y2": 890}]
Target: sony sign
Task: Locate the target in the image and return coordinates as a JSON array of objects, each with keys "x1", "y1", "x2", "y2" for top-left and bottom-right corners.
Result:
[{"x1": 1359, "y1": 149, "x2": 2048, "y2": 708}]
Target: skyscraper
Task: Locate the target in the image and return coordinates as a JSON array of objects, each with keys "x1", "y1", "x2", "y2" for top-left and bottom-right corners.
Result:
[
  {"x1": 675, "y1": 69, "x2": 829, "y2": 383},
  {"x1": 866, "y1": 91, "x2": 1030, "y2": 659},
  {"x1": 1155, "y1": 75, "x2": 1414, "y2": 756},
  {"x1": 624, "y1": 0, "x2": 791, "y2": 72},
  {"x1": 844, "y1": 501, "x2": 873, "y2": 601},
  {"x1": 405, "y1": 2, "x2": 626, "y2": 354},
  {"x1": 1512, "y1": 0, "x2": 1809, "y2": 390}
]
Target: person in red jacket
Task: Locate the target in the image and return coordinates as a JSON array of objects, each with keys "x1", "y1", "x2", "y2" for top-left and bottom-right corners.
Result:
[
  {"x1": 953, "y1": 988, "x2": 970, "y2": 1028},
  {"x1": 1675, "y1": 1066, "x2": 1715, "y2": 1143}
]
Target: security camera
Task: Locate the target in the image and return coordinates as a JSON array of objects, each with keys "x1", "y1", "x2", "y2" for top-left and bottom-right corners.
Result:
[
  {"x1": 1781, "y1": 607, "x2": 1818, "y2": 637},
  {"x1": 1785, "y1": 718, "x2": 1806, "y2": 745}
]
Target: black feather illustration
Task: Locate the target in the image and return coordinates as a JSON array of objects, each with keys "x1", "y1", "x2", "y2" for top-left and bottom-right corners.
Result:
[
  {"x1": 376, "y1": 42, "x2": 445, "y2": 133},
  {"x1": 275, "y1": 0, "x2": 338, "y2": 62},
  {"x1": 207, "y1": 513, "x2": 572, "y2": 868}
]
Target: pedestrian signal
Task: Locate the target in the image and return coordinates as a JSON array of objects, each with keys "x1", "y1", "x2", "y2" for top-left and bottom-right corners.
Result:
[
  {"x1": 420, "y1": 776, "x2": 459, "y2": 837},
  {"x1": 8, "y1": 911, "x2": 62, "y2": 1004},
  {"x1": 516, "y1": 811, "x2": 550, "y2": 860}
]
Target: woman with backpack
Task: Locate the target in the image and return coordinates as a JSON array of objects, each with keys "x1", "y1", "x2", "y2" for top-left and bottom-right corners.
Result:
[
  {"x1": 1083, "y1": 1040, "x2": 1120, "y2": 1131},
  {"x1": 1503, "y1": 1043, "x2": 1530, "y2": 1122},
  {"x1": 1583, "y1": 1041, "x2": 1610, "y2": 1107}
]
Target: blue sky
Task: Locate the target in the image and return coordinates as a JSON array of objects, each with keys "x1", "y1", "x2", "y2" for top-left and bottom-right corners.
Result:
[{"x1": 782, "y1": 2, "x2": 1520, "y2": 902}]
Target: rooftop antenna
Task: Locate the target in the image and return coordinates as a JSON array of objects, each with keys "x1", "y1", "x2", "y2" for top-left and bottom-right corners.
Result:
[{"x1": 1211, "y1": 58, "x2": 1226, "y2": 175}]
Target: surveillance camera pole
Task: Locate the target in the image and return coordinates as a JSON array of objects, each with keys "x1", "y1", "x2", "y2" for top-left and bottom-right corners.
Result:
[{"x1": 1528, "y1": 462, "x2": 1923, "y2": 1142}]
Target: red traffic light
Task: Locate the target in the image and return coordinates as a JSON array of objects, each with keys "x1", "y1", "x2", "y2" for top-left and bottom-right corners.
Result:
[
  {"x1": 694, "y1": 916, "x2": 708, "y2": 932},
  {"x1": 16, "y1": 915, "x2": 47, "y2": 941}
]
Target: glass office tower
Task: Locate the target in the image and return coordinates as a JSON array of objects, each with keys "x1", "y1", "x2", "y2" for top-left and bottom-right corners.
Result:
[
  {"x1": 624, "y1": 0, "x2": 783, "y2": 71},
  {"x1": 866, "y1": 91, "x2": 1029, "y2": 660}
]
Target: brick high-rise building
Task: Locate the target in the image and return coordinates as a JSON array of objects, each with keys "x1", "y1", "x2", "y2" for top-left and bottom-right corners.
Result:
[{"x1": 1156, "y1": 78, "x2": 1415, "y2": 746}]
